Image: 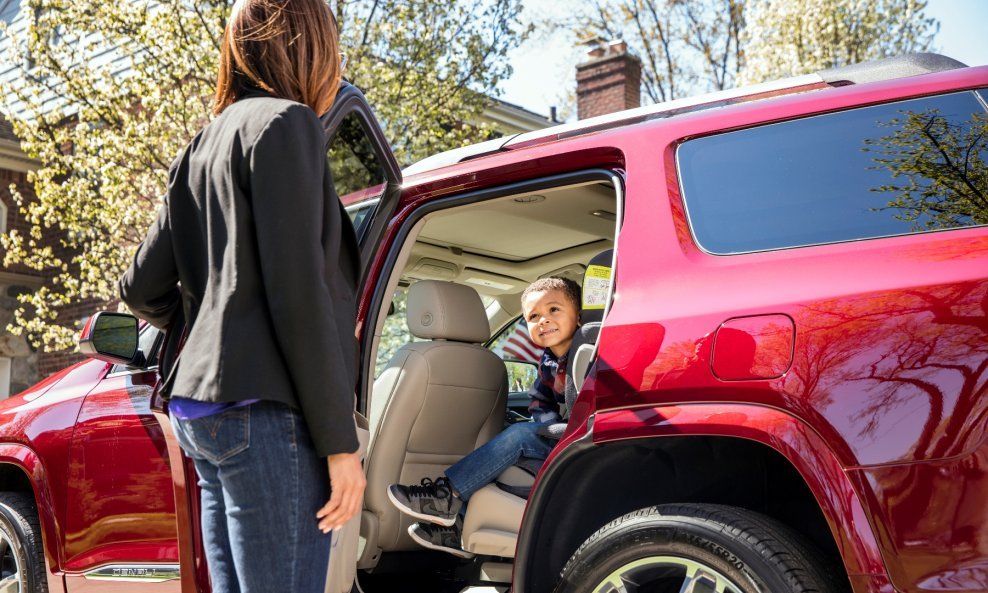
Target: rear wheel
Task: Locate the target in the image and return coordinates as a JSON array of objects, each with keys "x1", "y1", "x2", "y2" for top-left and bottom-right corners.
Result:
[
  {"x1": 554, "y1": 504, "x2": 847, "y2": 593},
  {"x1": 0, "y1": 492, "x2": 47, "y2": 593}
]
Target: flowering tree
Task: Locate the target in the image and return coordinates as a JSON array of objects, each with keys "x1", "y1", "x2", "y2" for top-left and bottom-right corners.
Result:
[
  {"x1": 739, "y1": 0, "x2": 938, "y2": 84},
  {"x1": 574, "y1": 0, "x2": 938, "y2": 102},
  {"x1": 0, "y1": 0, "x2": 527, "y2": 350}
]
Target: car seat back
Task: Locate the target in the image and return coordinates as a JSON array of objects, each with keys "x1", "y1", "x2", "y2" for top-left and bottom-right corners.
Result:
[{"x1": 361, "y1": 281, "x2": 507, "y2": 565}]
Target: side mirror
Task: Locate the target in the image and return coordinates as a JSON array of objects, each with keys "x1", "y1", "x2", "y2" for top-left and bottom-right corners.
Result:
[{"x1": 79, "y1": 312, "x2": 144, "y2": 367}]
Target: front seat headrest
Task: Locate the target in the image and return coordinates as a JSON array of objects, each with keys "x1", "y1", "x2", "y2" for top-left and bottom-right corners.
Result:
[{"x1": 407, "y1": 280, "x2": 490, "y2": 343}]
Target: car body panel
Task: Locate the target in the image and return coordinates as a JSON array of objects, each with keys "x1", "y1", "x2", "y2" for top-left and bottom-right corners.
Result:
[
  {"x1": 850, "y1": 445, "x2": 988, "y2": 593},
  {"x1": 61, "y1": 369, "x2": 176, "y2": 574}
]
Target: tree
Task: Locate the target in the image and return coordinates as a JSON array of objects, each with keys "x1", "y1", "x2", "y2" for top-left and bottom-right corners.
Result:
[
  {"x1": 865, "y1": 106, "x2": 988, "y2": 230},
  {"x1": 573, "y1": 0, "x2": 746, "y2": 103},
  {"x1": 572, "y1": 0, "x2": 937, "y2": 105},
  {"x1": 739, "y1": 0, "x2": 938, "y2": 85},
  {"x1": 0, "y1": 0, "x2": 527, "y2": 351},
  {"x1": 336, "y1": 0, "x2": 529, "y2": 164}
]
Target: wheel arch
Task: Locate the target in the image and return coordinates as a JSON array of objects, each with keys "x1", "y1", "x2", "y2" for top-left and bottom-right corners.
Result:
[
  {"x1": 513, "y1": 404, "x2": 888, "y2": 593},
  {"x1": 0, "y1": 443, "x2": 62, "y2": 576}
]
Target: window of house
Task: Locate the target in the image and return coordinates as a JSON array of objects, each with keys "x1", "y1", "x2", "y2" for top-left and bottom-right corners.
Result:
[{"x1": 678, "y1": 90, "x2": 988, "y2": 254}]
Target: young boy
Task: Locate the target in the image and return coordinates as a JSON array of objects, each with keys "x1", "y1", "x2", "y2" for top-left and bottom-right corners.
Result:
[{"x1": 387, "y1": 277, "x2": 582, "y2": 557}]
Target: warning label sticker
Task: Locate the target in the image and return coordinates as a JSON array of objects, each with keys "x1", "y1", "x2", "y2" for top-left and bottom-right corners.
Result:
[{"x1": 582, "y1": 265, "x2": 612, "y2": 310}]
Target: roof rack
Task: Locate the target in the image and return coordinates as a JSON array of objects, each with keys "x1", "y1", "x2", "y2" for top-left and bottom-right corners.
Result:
[
  {"x1": 403, "y1": 53, "x2": 970, "y2": 176},
  {"x1": 403, "y1": 71, "x2": 823, "y2": 175},
  {"x1": 818, "y1": 52, "x2": 967, "y2": 86}
]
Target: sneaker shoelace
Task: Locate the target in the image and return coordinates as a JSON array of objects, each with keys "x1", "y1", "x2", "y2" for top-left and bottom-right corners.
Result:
[
  {"x1": 406, "y1": 477, "x2": 453, "y2": 508},
  {"x1": 423, "y1": 522, "x2": 460, "y2": 545}
]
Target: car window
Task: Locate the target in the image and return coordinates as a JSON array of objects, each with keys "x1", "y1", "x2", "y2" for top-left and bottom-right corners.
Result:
[
  {"x1": 489, "y1": 317, "x2": 542, "y2": 393},
  {"x1": 345, "y1": 198, "x2": 379, "y2": 239},
  {"x1": 374, "y1": 287, "x2": 422, "y2": 379},
  {"x1": 110, "y1": 323, "x2": 160, "y2": 374},
  {"x1": 678, "y1": 90, "x2": 988, "y2": 254},
  {"x1": 328, "y1": 112, "x2": 387, "y2": 242},
  {"x1": 489, "y1": 318, "x2": 541, "y2": 364}
]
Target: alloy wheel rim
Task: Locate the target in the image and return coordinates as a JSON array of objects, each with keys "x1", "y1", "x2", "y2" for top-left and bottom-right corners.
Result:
[
  {"x1": 0, "y1": 530, "x2": 23, "y2": 593},
  {"x1": 591, "y1": 555, "x2": 745, "y2": 593}
]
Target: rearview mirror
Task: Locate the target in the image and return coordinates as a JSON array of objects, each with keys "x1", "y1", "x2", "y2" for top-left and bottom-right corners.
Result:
[{"x1": 79, "y1": 312, "x2": 143, "y2": 366}]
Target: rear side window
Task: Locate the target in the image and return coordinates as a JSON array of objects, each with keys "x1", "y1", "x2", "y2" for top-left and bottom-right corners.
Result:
[{"x1": 678, "y1": 90, "x2": 988, "y2": 254}]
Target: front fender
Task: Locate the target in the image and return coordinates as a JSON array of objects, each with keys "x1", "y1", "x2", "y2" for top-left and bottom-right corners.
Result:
[{"x1": 0, "y1": 443, "x2": 62, "y2": 585}]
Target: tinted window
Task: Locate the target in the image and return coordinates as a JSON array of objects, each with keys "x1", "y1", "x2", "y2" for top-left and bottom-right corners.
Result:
[
  {"x1": 327, "y1": 112, "x2": 387, "y2": 240},
  {"x1": 678, "y1": 91, "x2": 988, "y2": 254},
  {"x1": 345, "y1": 199, "x2": 379, "y2": 239}
]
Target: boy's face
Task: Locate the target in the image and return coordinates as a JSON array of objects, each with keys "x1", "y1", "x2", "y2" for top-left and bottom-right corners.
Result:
[{"x1": 522, "y1": 288, "x2": 580, "y2": 358}]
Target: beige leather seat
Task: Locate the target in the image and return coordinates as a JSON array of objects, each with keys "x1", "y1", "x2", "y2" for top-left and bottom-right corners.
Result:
[
  {"x1": 461, "y1": 466, "x2": 532, "y2": 558},
  {"x1": 360, "y1": 280, "x2": 508, "y2": 566}
]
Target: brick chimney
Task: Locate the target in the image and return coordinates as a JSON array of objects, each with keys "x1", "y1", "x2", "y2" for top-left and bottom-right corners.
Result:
[{"x1": 576, "y1": 40, "x2": 642, "y2": 120}]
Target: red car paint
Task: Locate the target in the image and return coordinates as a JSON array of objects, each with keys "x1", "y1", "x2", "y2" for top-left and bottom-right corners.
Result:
[{"x1": 0, "y1": 62, "x2": 984, "y2": 593}]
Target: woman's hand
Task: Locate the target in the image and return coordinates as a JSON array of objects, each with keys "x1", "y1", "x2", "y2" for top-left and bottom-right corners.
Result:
[{"x1": 316, "y1": 452, "x2": 366, "y2": 533}]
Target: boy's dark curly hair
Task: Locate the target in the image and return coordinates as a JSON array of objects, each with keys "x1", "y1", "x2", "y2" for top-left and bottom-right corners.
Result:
[{"x1": 521, "y1": 277, "x2": 582, "y2": 310}]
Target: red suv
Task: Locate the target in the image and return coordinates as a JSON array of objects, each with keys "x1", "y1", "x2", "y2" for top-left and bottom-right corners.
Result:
[{"x1": 0, "y1": 52, "x2": 985, "y2": 593}]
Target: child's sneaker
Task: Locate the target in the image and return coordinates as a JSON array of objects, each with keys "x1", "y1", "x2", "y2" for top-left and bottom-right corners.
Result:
[
  {"x1": 387, "y1": 476, "x2": 463, "y2": 526},
  {"x1": 407, "y1": 518, "x2": 475, "y2": 559}
]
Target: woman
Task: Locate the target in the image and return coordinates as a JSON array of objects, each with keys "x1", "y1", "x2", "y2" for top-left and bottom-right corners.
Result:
[{"x1": 119, "y1": 0, "x2": 365, "y2": 591}]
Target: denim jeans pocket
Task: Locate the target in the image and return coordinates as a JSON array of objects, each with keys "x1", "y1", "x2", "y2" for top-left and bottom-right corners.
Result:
[{"x1": 174, "y1": 405, "x2": 251, "y2": 464}]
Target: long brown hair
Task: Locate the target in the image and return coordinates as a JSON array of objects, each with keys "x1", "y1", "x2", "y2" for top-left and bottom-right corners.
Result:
[{"x1": 213, "y1": 0, "x2": 342, "y2": 116}]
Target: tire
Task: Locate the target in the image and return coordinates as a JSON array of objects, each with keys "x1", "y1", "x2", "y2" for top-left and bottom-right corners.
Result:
[
  {"x1": 554, "y1": 504, "x2": 847, "y2": 593},
  {"x1": 0, "y1": 492, "x2": 48, "y2": 593}
]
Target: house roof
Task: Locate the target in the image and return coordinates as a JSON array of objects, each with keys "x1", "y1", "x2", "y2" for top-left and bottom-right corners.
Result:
[
  {"x1": 490, "y1": 97, "x2": 554, "y2": 123},
  {"x1": 480, "y1": 98, "x2": 554, "y2": 136}
]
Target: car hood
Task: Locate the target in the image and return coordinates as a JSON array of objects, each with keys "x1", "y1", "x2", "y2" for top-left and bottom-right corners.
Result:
[{"x1": 0, "y1": 359, "x2": 109, "y2": 414}]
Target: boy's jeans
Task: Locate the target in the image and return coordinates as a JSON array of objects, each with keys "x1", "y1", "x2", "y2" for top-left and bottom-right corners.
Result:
[
  {"x1": 170, "y1": 400, "x2": 331, "y2": 593},
  {"x1": 444, "y1": 421, "x2": 555, "y2": 501}
]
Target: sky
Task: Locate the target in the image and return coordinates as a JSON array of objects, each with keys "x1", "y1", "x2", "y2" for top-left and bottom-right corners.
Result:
[{"x1": 499, "y1": 0, "x2": 988, "y2": 120}]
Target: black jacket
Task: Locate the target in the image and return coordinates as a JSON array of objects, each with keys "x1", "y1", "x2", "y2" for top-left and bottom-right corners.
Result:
[{"x1": 120, "y1": 92, "x2": 360, "y2": 456}]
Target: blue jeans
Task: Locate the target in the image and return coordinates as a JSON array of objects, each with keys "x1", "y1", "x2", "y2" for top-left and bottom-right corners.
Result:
[
  {"x1": 170, "y1": 400, "x2": 331, "y2": 593},
  {"x1": 444, "y1": 422, "x2": 555, "y2": 501}
]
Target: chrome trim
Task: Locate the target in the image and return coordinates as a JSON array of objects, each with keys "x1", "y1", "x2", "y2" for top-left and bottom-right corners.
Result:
[
  {"x1": 0, "y1": 517, "x2": 26, "y2": 591},
  {"x1": 344, "y1": 197, "x2": 380, "y2": 214},
  {"x1": 82, "y1": 564, "x2": 180, "y2": 582},
  {"x1": 402, "y1": 135, "x2": 516, "y2": 176},
  {"x1": 105, "y1": 365, "x2": 159, "y2": 379}
]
